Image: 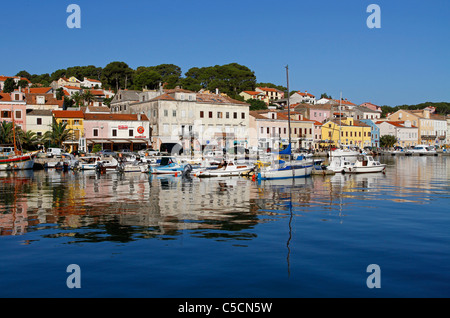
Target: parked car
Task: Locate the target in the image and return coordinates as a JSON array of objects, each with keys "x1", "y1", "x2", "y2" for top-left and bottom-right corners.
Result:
[{"x1": 46, "y1": 148, "x2": 63, "y2": 158}]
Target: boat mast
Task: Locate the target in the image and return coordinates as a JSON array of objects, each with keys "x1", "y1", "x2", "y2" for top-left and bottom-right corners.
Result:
[
  {"x1": 12, "y1": 106, "x2": 18, "y2": 155},
  {"x1": 286, "y1": 65, "x2": 291, "y2": 154},
  {"x1": 338, "y1": 92, "x2": 342, "y2": 149}
]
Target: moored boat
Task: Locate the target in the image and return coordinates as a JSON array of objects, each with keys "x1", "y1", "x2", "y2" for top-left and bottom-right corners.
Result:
[
  {"x1": 342, "y1": 155, "x2": 386, "y2": 173},
  {"x1": 196, "y1": 161, "x2": 254, "y2": 178}
]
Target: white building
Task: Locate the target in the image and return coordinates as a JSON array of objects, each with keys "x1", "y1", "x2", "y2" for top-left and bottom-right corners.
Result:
[
  {"x1": 25, "y1": 109, "x2": 53, "y2": 138},
  {"x1": 81, "y1": 77, "x2": 102, "y2": 88},
  {"x1": 376, "y1": 120, "x2": 419, "y2": 147},
  {"x1": 126, "y1": 88, "x2": 250, "y2": 152}
]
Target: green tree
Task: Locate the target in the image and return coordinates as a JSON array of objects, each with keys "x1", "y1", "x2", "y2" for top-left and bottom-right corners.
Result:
[
  {"x1": 56, "y1": 88, "x2": 65, "y2": 100},
  {"x1": 320, "y1": 93, "x2": 332, "y2": 99},
  {"x1": 43, "y1": 120, "x2": 73, "y2": 149},
  {"x1": 0, "y1": 121, "x2": 14, "y2": 144},
  {"x1": 3, "y1": 78, "x2": 17, "y2": 93},
  {"x1": 380, "y1": 135, "x2": 398, "y2": 148},
  {"x1": 15, "y1": 70, "x2": 32, "y2": 80},
  {"x1": 132, "y1": 67, "x2": 162, "y2": 90},
  {"x1": 102, "y1": 61, "x2": 134, "y2": 92},
  {"x1": 82, "y1": 90, "x2": 94, "y2": 105},
  {"x1": 247, "y1": 99, "x2": 268, "y2": 111},
  {"x1": 71, "y1": 91, "x2": 83, "y2": 106},
  {"x1": 17, "y1": 130, "x2": 40, "y2": 151}
]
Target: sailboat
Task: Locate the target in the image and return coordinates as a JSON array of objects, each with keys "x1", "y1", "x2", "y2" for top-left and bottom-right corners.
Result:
[
  {"x1": 257, "y1": 66, "x2": 313, "y2": 180},
  {"x1": 0, "y1": 108, "x2": 36, "y2": 171}
]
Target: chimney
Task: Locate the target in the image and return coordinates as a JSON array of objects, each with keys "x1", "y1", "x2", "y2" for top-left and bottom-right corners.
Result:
[
  {"x1": 137, "y1": 113, "x2": 141, "y2": 121},
  {"x1": 423, "y1": 109, "x2": 430, "y2": 119},
  {"x1": 216, "y1": 88, "x2": 219, "y2": 95}
]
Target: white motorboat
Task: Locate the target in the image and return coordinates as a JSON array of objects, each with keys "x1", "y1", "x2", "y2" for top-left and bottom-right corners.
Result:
[
  {"x1": 196, "y1": 161, "x2": 254, "y2": 178},
  {"x1": 257, "y1": 158, "x2": 313, "y2": 180},
  {"x1": 116, "y1": 161, "x2": 150, "y2": 173},
  {"x1": 342, "y1": 155, "x2": 386, "y2": 173},
  {"x1": 149, "y1": 157, "x2": 187, "y2": 175},
  {"x1": 405, "y1": 145, "x2": 437, "y2": 156},
  {"x1": 76, "y1": 156, "x2": 118, "y2": 170},
  {"x1": 326, "y1": 157, "x2": 354, "y2": 173}
]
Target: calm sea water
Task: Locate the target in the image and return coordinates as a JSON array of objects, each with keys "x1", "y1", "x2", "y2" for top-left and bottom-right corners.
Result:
[{"x1": 0, "y1": 155, "x2": 449, "y2": 298}]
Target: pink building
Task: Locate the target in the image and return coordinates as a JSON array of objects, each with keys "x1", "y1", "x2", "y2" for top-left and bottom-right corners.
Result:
[
  {"x1": 360, "y1": 102, "x2": 382, "y2": 113},
  {"x1": 0, "y1": 90, "x2": 28, "y2": 131}
]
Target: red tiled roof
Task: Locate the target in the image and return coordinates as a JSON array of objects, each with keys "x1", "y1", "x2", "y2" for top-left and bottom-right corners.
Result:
[
  {"x1": 84, "y1": 113, "x2": 149, "y2": 121},
  {"x1": 52, "y1": 110, "x2": 85, "y2": 118},
  {"x1": 29, "y1": 87, "x2": 53, "y2": 94},
  {"x1": 257, "y1": 87, "x2": 282, "y2": 93},
  {"x1": 0, "y1": 92, "x2": 12, "y2": 101},
  {"x1": 63, "y1": 85, "x2": 82, "y2": 90}
]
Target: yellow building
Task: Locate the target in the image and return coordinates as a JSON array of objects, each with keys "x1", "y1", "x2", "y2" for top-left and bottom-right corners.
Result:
[
  {"x1": 321, "y1": 117, "x2": 372, "y2": 148},
  {"x1": 52, "y1": 110, "x2": 85, "y2": 152}
]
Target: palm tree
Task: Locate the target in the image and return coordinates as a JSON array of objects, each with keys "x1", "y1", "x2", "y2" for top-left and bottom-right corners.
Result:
[
  {"x1": 17, "y1": 130, "x2": 40, "y2": 151},
  {"x1": 71, "y1": 91, "x2": 83, "y2": 107},
  {"x1": 43, "y1": 120, "x2": 74, "y2": 149},
  {"x1": 82, "y1": 90, "x2": 94, "y2": 106},
  {"x1": 0, "y1": 121, "x2": 14, "y2": 144}
]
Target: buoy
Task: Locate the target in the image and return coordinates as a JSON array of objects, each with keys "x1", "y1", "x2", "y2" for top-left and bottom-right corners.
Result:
[
  {"x1": 252, "y1": 174, "x2": 256, "y2": 181},
  {"x1": 175, "y1": 172, "x2": 178, "y2": 177}
]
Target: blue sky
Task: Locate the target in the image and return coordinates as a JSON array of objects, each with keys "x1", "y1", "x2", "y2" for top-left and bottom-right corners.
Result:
[{"x1": 1, "y1": 0, "x2": 449, "y2": 106}]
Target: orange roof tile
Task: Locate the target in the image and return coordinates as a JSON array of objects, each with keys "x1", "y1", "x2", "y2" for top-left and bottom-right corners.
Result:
[{"x1": 52, "y1": 110, "x2": 85, "y2": 118}]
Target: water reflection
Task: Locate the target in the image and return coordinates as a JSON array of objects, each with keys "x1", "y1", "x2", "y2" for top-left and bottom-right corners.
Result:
[{"x1": 0, "y1": 156, "x2": 449, "y2": 242}]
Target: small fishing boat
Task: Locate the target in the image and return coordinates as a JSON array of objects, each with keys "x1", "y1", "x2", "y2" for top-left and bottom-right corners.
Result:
[
  {"x1": 0, "y1": 146, "x2": 35, "y2": 171},
  {"x1": 257, "y1": 157, "x2": 313, "y2": 180},
  {"x1": 196, "y1": 161, "x2": 254, "y2": 178},
  {"x1": 149, "y1": 157, "x2": 187, "y2": 175},
  {"x1": 75, "y1": 155, "x2": 118, "y2": 171},
  {"x1": 342, "y1": 155, "x2": 386, "y2": 173}
]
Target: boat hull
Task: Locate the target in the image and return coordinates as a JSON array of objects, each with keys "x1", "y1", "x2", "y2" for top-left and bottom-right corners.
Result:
[
  {"x1": 0, "y1": 155, "x2": 35, "y2": 171},
  {"x1": 196, "y1": 167, "x2": 253, "y2": 178},
  {"x1": 258, "y1": 164, "x2": 313, "y2": 180},
  {"x1": 343, "y1": 164, "x2": 386, "y2": 173}
]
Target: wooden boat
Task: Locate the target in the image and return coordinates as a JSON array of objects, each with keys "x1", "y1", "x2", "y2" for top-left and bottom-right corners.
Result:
[
  {"x1": 0, "y1": 146, "x2": 35, "y2": 171},
  {"x1": 342, "y1": 155, "x2": 386, "y2": 173}
]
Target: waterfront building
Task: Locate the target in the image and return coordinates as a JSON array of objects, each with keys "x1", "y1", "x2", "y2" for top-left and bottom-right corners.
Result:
[
  {"x1": 52, "y1": 110, "x2": 85, "y2": 152},
  {"x1": 321, "y1": 117, "x2": 372, "y2": 148},
  {"x1": 83, "y1": 113, "x2": 150, "y2": 152},
  {"x1": 26, "y1": 110, "x2": 53, "y2": 139},
  {"x1": 376, "y1": 120, "x2": 419, "y2": 147},
  {"x1": 360, "y1": 119, "x2": 380, "y2": 147},
  {"x1": 249, "y1": 110, "x2": 315, "y2": 151},
  {"x1": 126, "y1": 88, "x2": 249, "y2": 152},
  {"x1": 0, "y1": 90, "x2": 27, "y2": 131},
  {"x1": 387, "y1": 108, "x2": 446, "y2": 146}
]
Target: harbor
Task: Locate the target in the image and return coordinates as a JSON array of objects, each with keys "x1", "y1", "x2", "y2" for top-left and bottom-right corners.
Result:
[{"x1": 0, "y1": 154, "x2": 449, "y2": 297}]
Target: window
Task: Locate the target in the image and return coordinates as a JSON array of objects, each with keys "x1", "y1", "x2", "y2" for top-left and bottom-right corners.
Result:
[
  {"x1": 1, "y1": 111, "x2": 11, "y2": 118},
  {"x1": 309, "y1": 128, "x2": 312, "y2": 135},
  {"x1": 173, "y1": 110, "x2": 177, "y2": 117},
  {"x1": 284, "y1": 128, "x2": 286, "y2": 134},
  {"x1": 164, "y1": 110, "x2": 168, "y2": 117},
  {"x1": 200, "y1": 111, "x2": 204, "y2": 118},
  {"x1": 15, "y1": 111, "x2": 21, "y2": 119},
  {"x1": 37, "y1": 118, "x2": 42, "y2": 125},
  {"x1": 217, "y1": 112, "x2": 222, "y2": 119},
  {"x1": 241, "y1": 113, "x2": 245, "y2": 119},
  {"x1": 112, "y1": 129, "x2": 117, "y2": 137},
  {"x1": 233, "y1": 112, "x2": 237, "y2": 119},
  {"x1": 226, "y1": 112, "x2": 229, "y2": 119},
  {"x1": 267, "y1": 127, "x2": 269, "y2": 134},
  {"x1": 209, "y1": 111, "x2": 213, "y2": 118},
  {"x1": 261, "y1": 127, "x2": 264, "y2": 134},
  {"x1": 129, "y1": 129, "x2": 134, "y2": 137},
  {"x1": 93, "y1": 128, "x2": 99, "y2": 137}
]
